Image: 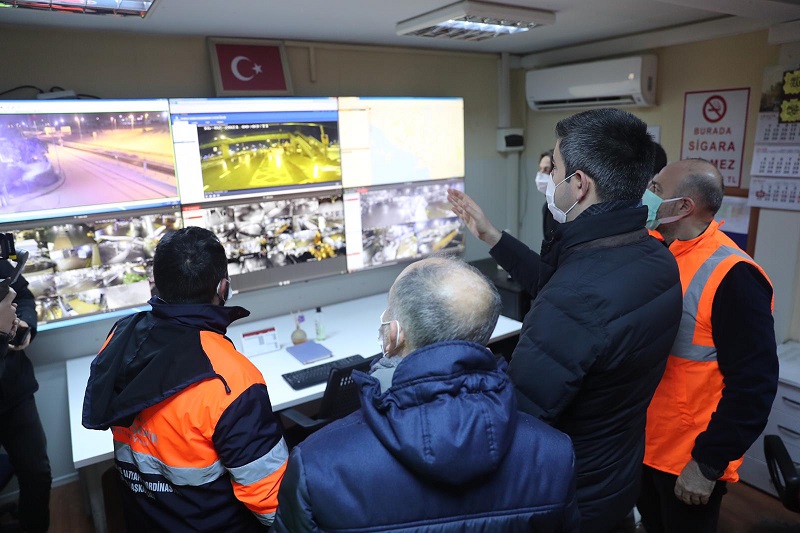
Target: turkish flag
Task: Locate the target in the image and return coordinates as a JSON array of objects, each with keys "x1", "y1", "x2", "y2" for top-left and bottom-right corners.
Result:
[{"x1": 214, "y1": 43, "x2": 289, "y2": 92}]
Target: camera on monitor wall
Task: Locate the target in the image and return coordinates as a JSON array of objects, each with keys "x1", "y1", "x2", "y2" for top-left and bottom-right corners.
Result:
[{"x1": 0, "y1": 233, "x2": 29, "y2": 301}]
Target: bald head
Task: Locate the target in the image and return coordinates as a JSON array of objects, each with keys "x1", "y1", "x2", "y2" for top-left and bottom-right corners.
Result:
[
  {"x1": 388, "y1": 257, "x2": 501, "y2": 352},
  {"x1": 654, "y1": 158, "x2": 724, "y2": 218}
]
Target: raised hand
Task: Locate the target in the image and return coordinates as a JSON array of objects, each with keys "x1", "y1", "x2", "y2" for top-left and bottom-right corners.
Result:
[{"x1": 447, "y1": 189, "x2": 502, "y2": 247}]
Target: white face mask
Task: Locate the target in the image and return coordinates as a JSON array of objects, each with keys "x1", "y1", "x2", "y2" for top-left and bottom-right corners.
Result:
[
  {"x1": 546, "y1": 172, "x2": 579, "y2": 223},
  {"x1": 378, "y1": 309, "x2": 402, "y2": 357},
  {"x1": 216, "y1": 277, "x2": 232, "y2": 306},
  {"x1": 535, "y1": 172, "x2": 550, "y2": 195}
]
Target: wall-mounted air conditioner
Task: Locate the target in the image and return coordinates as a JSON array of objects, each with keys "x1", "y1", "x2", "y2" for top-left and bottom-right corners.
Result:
[{"x1": 526, "y1": 55, "x2": 657, "y2": 111}]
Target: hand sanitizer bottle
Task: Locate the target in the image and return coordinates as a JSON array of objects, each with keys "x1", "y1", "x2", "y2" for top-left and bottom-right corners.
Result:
[{"x1": 315, "y1": 307, "x2": 326, "y2": 341}]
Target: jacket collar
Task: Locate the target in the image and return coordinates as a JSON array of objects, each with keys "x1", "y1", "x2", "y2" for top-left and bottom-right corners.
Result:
[
  {"x1": 353, "y1": 341, "x2": 517, "y2": 486},
  {"x1": 538, "y1": 206, "x2": 648, "y2": 288},
  {"x1": 148, "y1": 296, "x2": 250, "y2": 335},
  {"x1": 667, "y1": 220, "x2": 718, "y2": 259},
  {"x1": 555, "y1": 204, "x2": 648, "y2": 251}
]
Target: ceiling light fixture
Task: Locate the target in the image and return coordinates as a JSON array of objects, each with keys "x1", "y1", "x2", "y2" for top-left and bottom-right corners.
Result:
[
  {"x1": 0, "y1": 0, "x2": 155, "y2": 17},
  {"x1": 397, "y1": 0, "x2": 555, "y2": 42}
]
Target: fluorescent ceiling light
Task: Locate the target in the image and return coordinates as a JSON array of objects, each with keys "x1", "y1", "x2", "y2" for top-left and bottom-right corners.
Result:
[
  {"x1": 397, "y1": 0, "x2": 555, "y2": 42},
  {"x1": 0, "y1": 0, "x2": 155, "y2": 17}
]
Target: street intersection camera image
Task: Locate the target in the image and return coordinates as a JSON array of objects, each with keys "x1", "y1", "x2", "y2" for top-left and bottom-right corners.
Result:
[
  {"x1": 197, "y1": 122, "x2": 341, "y2": 196},
  {"x1": 194, "y1": 195, "x2": 345, "y2": 276},
  {"x1": 359, "y1": 180, "x2": 464, "y2": 268},
  {"x1": 9, "y1": 211, "x2": 181, "y2": 325},
  {"x1": 0, "y1": 112, "x2": 178, "y2": 218}
]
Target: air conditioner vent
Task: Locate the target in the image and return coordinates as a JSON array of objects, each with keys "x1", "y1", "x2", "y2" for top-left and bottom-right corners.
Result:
[{"x1": 526, "y1": 56, "x2": 657, "y2": 111}]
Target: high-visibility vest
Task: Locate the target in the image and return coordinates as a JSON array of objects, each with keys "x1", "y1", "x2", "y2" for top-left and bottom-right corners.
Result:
[{"x1": 644, "y1": 220, "x2": 773, "y2": 482}]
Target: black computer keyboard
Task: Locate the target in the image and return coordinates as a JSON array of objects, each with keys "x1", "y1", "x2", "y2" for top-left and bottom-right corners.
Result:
[{"x1": 282, "y1": 354, "x2": 368, "y2": 390}]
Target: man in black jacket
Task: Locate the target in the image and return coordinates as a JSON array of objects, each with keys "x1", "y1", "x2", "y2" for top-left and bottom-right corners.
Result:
[
  {"x1": 0, "y1": 263, "x2": 50, "y2": 533},
  {"x1": 449, "y1": 108, "x2": 683, "y2": 532}
]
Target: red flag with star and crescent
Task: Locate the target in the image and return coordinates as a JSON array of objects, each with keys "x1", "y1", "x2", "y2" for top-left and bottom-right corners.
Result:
[{"x1": 214, "y1": 43, "x2": 289, "y2": 92}]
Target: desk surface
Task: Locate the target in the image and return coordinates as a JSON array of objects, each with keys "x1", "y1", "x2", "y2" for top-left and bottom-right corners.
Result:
[{"x1": 66, "y1": 292, "x2": 522, "y2": 469}]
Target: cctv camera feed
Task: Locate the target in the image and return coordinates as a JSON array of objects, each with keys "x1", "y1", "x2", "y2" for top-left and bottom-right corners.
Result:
[
  {"x1": 338, "y1": 97, "x2": 465, "y2": 188},
  {"x1": 344, "y1": 178, "x2": 465, "y2": 272},
  {"x1": 4, "y1": 208, "x2": 181, "y2": 326},
  {"x1": 0, "y1": 100, "x2": 178, "y2": 224},
  {"x1": 169, "y1": 98, "x2": 341, "y2": 204},
  {"x1": 181, "y1": 191, "x2": 346, "y2": 291}
]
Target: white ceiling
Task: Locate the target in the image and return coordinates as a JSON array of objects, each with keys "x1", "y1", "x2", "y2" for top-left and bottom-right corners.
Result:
[{"x1": 1, "y1": 0, "x2": 799, "y2": 55}]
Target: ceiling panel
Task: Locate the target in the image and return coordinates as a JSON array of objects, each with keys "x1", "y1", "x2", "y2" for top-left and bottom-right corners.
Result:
[{"x1": 0, "y1": 0, "x2": 729, "y2": 54}]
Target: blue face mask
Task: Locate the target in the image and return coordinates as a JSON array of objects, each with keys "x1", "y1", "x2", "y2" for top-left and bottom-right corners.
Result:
[
  {"x1": 641, "y1": 189, "x2": 685, "y2": 230},
  {"x1": 642, "y1": 189, "x2": 662, "y2": 230}
]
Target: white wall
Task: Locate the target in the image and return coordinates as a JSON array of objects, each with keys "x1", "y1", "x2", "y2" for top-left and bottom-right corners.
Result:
[{"x1": 0, "y1": 25, "x2": 511, "y2": 484}]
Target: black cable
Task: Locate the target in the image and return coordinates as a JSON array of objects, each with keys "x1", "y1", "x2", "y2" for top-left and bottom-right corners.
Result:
[
  {"x1": 76, "y1": 93, "x2": 101, "y2": 99},
  {"x1": 0, "y1": 85, "x2": 44, "y2": 97},
  {"x1": 48, "y1": 86, "x2": 65, "y2": 92}
]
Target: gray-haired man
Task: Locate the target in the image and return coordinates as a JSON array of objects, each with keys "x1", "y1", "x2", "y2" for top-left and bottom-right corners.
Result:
[{"x1": 275, "y1": 256, "x2": 579, "y2": 532}]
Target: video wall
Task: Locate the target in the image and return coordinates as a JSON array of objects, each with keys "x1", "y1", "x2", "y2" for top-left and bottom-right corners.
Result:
[{"x1": 0, "y1": 96, "x2": 465, "y2": 329}]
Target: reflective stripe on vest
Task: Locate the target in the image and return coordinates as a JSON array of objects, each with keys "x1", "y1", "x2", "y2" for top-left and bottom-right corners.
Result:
[
  {"x1": 227, "y1": 437, "x2": 288, "y2": 486},
  {"x1": 115, "y1": 441, "x2": 226, "y2": 486},
  {"x1": 671, "y1": 244, "x2": 752, "y2": 361}
]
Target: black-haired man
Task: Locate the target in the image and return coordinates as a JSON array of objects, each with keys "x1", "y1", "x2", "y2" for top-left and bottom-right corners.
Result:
[
  {"x1": 449, "y1": 108, "x2": 683, "y2": 532},
  {"x1": 83, "y1": 226, "x2": 287, "y2": 531}
]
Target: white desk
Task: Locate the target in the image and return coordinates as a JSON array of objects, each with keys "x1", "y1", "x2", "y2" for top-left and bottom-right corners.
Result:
[{"x1": 65, "y1": 292, "x2": 522, "y2": 531}]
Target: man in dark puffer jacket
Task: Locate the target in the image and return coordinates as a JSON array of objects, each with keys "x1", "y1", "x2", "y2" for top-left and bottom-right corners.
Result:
[
  {"x1": 274, "y1": 256, "x2": 579, "y2": 532},
  {"x1": 449, "y1": 108, "x2": 683, "y2": 532}
]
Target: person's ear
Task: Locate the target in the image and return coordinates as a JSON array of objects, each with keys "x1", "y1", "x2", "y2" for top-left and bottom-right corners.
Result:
[
  {"x1": 394, "y1": 323, "x2": 405, "y2": 351},
  {"x1": 680, "y1": 196, "x2": 696, "y2": 216},
  {"x1": 216, "y1": 277, "x2": 231, "y2": 304},
  {"x1": 572, "y1": 171, "x2": 592, "y2": 202},
  {"x1": 384, "y1": 320, "x2": 405, "y2": 354}
]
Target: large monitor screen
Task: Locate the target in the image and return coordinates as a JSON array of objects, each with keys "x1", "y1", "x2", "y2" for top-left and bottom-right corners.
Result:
[
  {"x1": 3, "y1": 206, "x2": 182, "y2": 327},
  {"x1": 181, "y1": 189, "x2": 347, "y2": 292},
  {"x1": 169, "y1": 98, "x2": 342, "y2": 205},
  {"x1": 0, "y1": 99, "x2": 178, "y2": 224},
  {"x1": 344, "y1": 178, "x2": 465, "y2": 272},
  {"x1": 338, "y1": 97, "x2": 465, "y2": 188}
]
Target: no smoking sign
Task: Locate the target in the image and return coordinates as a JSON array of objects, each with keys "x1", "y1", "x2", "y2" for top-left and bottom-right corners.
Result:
[
  {"x1": 682, "y1": 88, "x2": 750, "y2": 187},
  {"x1": 703, "y1": 95, "x2": 727, "y2": 123}
]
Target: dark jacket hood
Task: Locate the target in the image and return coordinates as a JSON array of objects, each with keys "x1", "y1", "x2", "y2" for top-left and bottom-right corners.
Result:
[
  {"x1": 82, "y1": 297, "x2": 249, "y2": 430},
  {"x1": 353, "y1": 341, "x2": 518, "y2": 486}
]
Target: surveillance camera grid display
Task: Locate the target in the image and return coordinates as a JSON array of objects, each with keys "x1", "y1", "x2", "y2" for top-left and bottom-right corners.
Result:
[
  {"x1": 197, "y1": 121, "x2": 341, "y2": 199},
  {"x1": 7, "y1": 209, "x2": 182, "y2": 325},
  {"x1": 0, "y1": 108, "x2": 178, "y2": 224},
  {"x1": 0, "y1": 97, "x2": 467, "y2": 328},
  {"x1": 346, "y1": 178, "x2": 465, "y2": 271},
  {"x1": 182, "y1": 191, "x2": 347, "y2": 291}
]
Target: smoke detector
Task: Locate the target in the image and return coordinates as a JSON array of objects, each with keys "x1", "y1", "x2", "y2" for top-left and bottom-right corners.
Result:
[{"x1": 397, "y1": 0, "x2": 555, "y2": 42}]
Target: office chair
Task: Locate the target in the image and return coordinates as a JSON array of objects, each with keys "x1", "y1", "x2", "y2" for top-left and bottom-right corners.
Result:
[
  {"x1": 280, "y1": 356, "x2": 375, "y2": 448},
  {"x1": 764, "y1": 434, "x2": 800, "y2": 512}
]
